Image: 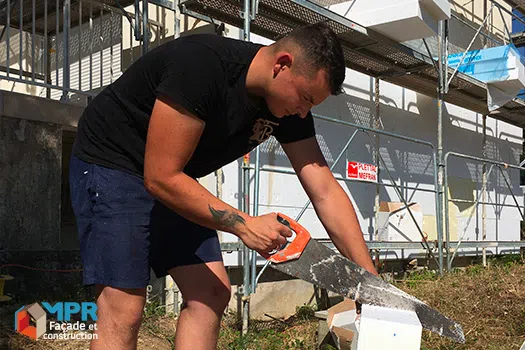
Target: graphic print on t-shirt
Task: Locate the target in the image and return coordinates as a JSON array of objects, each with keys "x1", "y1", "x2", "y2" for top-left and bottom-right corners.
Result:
[{"x1": 249, "y1": 118, "x2": 279, "y2": 144}]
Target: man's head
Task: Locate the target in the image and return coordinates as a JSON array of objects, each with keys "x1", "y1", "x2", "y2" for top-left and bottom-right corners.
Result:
[{"x1": 264, "y1": 22, "x2": 345, "y2": 118}]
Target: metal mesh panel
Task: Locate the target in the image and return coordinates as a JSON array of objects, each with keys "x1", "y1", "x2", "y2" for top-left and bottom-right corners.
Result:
[
  {"x1": 367, "y1": 44, "x2": 425, "y2": 69},
  {"x1": 336, "y1": 27, "x2": 375, "y2": 45},
  {"x1": 342, "y1": 47, "x2": 391, "y2": 75}
]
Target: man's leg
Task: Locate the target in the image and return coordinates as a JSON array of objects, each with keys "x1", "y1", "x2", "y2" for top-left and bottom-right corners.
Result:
[
  {"x1": 169, "y1": 261, "x2": 231, "y2": 350},
  {"x1": 69, "y1": 156, "x2": 154, "y2": 350},
  {"x1": 91, "y1": 285, "x2": 146, "y2": 350}
]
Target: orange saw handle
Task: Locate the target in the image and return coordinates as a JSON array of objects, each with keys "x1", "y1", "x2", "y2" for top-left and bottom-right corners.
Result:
[{"x1": 260, "y1": 213, "x2": 311, "y2": 263}]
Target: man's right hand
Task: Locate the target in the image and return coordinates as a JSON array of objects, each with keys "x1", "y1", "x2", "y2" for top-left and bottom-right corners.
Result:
[{"x1": 237, "y1": 213, "x2": 293, "y2": 254}]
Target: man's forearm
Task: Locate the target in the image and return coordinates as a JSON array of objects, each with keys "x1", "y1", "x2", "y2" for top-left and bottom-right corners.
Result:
[
  {"x1": 312, "y1": 183, "x2": 378, "y2": 275},
  {"x1": 145, "y1": 172, "x2": 249, "y2": 236}
]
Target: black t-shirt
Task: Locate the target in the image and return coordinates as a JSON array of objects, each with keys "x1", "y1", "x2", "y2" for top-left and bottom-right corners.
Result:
[{"x1": 73, "y1": 34, "x2": 316, "y2": 179}]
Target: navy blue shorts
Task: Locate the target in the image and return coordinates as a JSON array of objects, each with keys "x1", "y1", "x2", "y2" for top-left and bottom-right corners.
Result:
[{"x1": 69, "y1": 155, "x2": 223, "y2": 289}]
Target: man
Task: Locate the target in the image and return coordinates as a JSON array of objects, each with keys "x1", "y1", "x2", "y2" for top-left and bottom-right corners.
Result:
[{"x1": 70, "y1": 21, "x2": 377, "y2": 350}]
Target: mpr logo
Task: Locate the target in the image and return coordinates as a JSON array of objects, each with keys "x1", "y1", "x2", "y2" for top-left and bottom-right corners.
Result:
[{"x1": 14, "y1": 303, "x2": 47, "y2": 340}]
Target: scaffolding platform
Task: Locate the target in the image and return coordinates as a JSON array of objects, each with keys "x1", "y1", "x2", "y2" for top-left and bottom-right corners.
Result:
[
  {"x1": 2, "y1": 0, "x2": 524, "y2": 126},
  {"x1": 180, "y1": 0, "x2": 525, "y2": 128}
]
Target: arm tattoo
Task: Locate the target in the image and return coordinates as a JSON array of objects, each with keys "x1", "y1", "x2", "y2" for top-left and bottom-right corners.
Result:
[{"x1": 208, "y1": 205, "x2": 246, "y2": 228}]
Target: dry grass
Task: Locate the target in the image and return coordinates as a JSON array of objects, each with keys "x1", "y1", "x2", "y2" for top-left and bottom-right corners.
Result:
[
  {"x1": 395, "y1": 257, "x2": 525, "y2": 350},
  {"x1": 1, "y1": 256, "x2": 525, "y2": 349},
  {"x1": 217, "y1": 310, "x2": 318, "y2": 350}
]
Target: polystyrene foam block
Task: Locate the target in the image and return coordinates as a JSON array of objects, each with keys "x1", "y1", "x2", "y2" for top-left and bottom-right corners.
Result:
[
  {"x1": 448, "y1": 45, "x2": 525, "y2": 110},
  {"x1": 356, "y1": 304, "x2": 422, "y2": 350},
  {"x1": 327, "y1": 0, "x2": 451, "y2": 42}
]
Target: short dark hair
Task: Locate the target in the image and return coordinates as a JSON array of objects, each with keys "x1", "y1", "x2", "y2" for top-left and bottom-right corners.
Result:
[{"x1": 273, "y1": 22, "x2": 345, "y2": 95}]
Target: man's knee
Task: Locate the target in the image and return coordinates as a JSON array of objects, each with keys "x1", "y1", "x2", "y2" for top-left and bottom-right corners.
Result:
[
  {"x1": 213, "y1": 283, "x2": 232, "y2": 310},
  {"x1": 97, "y1": 286, "x2": 146, "y2": 329},
  {"x1": 184, "y1": 284, "x2": 231, "y2": 315}
]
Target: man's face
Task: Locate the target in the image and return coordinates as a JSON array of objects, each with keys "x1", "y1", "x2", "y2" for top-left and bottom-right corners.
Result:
[{"x1": 265, "y1": 62, "x2": 331, "y2": 119}]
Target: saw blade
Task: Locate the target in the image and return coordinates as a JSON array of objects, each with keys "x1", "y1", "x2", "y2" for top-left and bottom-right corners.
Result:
[{"x1": 270, "y1": 239, "x2": 465, "y2": 343}]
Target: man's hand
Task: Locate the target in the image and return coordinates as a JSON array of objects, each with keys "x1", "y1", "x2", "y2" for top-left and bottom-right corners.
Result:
[{"x1": 237, "y1": 213, "x2": 293, "y2": 254}]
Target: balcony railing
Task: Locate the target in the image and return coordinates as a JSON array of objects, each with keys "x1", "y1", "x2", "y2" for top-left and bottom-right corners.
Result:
[{"x1": 0, "y1": 0, "x2": 178, "y2": 105}]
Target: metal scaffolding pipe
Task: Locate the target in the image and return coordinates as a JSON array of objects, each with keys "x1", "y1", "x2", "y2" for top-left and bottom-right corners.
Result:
[
  {"x1": 373, "y1": 77, "x2": 381, "y2": 269},
  {"x1": 257, "y1": 166, "x2": 438, "y2": 193},
  {"x1": 250, "y1": 148, "x2": 261, "y2": 292},
  {"x1": 31, "y1": 0, "x2": 35, "y2": 82},
  {"x1": 142, "y1": 0, "x2": 149, "y2": 54},
  {"x1": 437, "y1": 19, "x2": 446, "y2": 275},
  {"x1": 241, "y1": 0, "x2": 251, "y2": 337},
  {"x1": 241, "y1": 155, "x2": 250, "y2": 336},
  {"x1": 61, "y1": 0, "x2": 71, "y2": 101},
  {"x1": 19, "y1": 0, "x2": 22, "y2": 80},
  {"x1": 482, "y1": 115, "x2": 488, "y2": 266},
  {"x1": 79, "y1": 1, "x2": 83, "y2": 90},
  {"x1": 6, "y1": 0, "x2": 10, "y2": 77}
]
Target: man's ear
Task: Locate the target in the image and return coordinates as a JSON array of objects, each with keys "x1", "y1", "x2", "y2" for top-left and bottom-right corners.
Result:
[{"x1": 272, "y1": 52, "x2": 293, "y2": 78}]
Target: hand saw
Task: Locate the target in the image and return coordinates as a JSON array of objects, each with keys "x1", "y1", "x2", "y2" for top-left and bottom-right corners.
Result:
[{"x1": 261, "y1": 213, "x2": 465, "y2": 344}]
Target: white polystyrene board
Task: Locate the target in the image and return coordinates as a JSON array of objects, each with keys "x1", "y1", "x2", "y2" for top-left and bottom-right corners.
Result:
[
  {"x1": 377, "y1": 211, "x2": 425, "y2": 242},
  {"x1": 327, "y1": 0, "x2": 450, "y2": 42},
  {"x1": 487, "y1": 55, "x2": 525, "y2": 110},
  {"x1": 329, "y1": 0, "x2": 450, "y2": 20},
  {"x1": 361, "y1": 304, "x2": 421, "y2": 326},
  {"x1": 487, "y1": 57, "x2": 525, "y2": 111},
  {"x1": 331, "y1": 309, "x2": 358, "y2": 330},
  {"x1": 420, "y1": 0, "x2": 451, "y2": 19},
  {"x1": 356, "y1": 305, "x2": 422, "y2": 350}
]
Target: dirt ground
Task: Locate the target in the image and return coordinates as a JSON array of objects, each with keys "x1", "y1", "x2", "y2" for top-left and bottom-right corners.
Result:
[{"x1": 1, "y1": 256, "x2": 525, "y2": 349}]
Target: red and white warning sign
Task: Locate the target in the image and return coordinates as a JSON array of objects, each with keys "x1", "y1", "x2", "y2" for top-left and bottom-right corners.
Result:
[{"x1": 347, "y1": 161, "x2": 377, "y2": 182}]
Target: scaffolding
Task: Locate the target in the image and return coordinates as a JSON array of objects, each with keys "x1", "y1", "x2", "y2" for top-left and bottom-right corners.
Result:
[
  {"x1": 2, "y1": 0, "x2": 525, "y2": 333},
  {"x1": 175, "y1": 0, "x2": 525, "y2": 332}
]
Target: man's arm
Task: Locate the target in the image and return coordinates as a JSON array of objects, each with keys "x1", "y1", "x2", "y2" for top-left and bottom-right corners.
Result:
[
  {"x1": 282, "y1": 136, "x2": 378, "y2": 275},
  {"x1": 144, "y1": 96, "x2": 291, "y2": 253}
]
